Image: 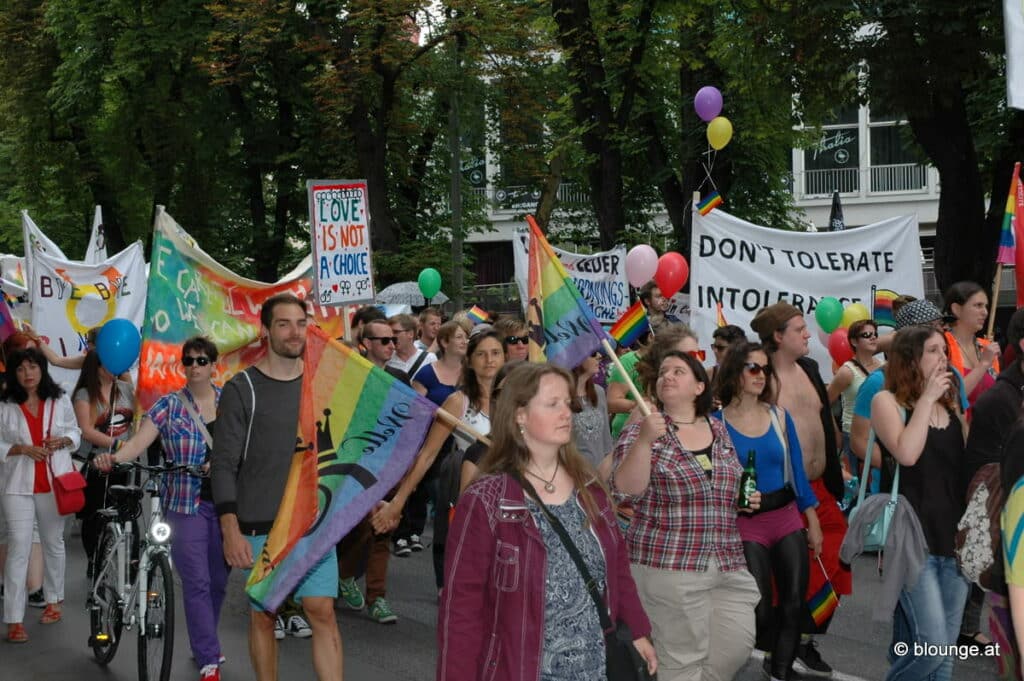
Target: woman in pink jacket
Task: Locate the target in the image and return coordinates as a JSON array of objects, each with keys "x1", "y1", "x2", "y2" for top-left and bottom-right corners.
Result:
[{"x1": 438, "y1": 363, "x2": 656, "y2": 681}]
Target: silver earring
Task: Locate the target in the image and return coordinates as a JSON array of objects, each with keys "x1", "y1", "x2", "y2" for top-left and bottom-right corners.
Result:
[{"x1": 519, "y1": 425, "x2": 525, "y2": 436}]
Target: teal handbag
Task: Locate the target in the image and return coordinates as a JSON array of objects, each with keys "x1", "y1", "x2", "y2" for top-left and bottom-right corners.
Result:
[{"x1": 848, "y1": 406, "x2": 905, "y2": 553}]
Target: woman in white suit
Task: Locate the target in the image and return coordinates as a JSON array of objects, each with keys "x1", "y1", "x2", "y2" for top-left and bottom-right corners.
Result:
[{"x1": 0, "y1": 347, "x2": 81, "y2": 643}]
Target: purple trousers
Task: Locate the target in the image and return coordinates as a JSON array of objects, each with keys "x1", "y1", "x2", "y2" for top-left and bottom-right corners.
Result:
[{"x1": 167, "y1": 501, "x2": 229, "y2": 668}]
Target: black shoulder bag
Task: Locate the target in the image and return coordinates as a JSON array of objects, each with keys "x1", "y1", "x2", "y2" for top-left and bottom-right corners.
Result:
[{"x1": 519, "y1": 477, "x2": 655, "y2": 681}]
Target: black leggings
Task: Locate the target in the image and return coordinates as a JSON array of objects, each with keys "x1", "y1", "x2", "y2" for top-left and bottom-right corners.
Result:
[{"x1": 743, "y1": 530, "x2": 809, "y2": 680}]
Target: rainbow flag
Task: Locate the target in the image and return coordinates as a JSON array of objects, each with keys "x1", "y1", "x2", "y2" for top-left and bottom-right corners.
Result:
[
  {"x1": 525, "y1": 215, "x2": 609, "y2": 368},
  {"x1": 137, "y1": 210, "x2": 347, "y2": 409},
  {"x1": 245, "y1": 324, "x2": 439, "y2": 611},
  {"x1": 0, "y1": 296, "x2": 16, "y2": 342},
  {"x1": 715, "y1": 301, "x2": 728, "y2": 328},
  {"x1": 872, "y1": 287, "x2": 900, "y2": 328},
  {"x1": 808, "y1": 557, "x2": 840, "y2": 627},
  {"x1": 609, "y1": 301, "x2": 649, "y2": 348},
  {"x1": 998, "y1": 162, "x2": 1021, "y2": 265},
  {"x1": 467, "y1": 305, "x2": 489, "y2": 325},
  {"x1": 697, "y1": 191, "x2": 723, "y2": 216}
]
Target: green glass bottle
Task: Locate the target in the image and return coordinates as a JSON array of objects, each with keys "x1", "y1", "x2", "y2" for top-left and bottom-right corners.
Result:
[{"x1": 738, "y1": 450, "x2": 757, "y2": 509}]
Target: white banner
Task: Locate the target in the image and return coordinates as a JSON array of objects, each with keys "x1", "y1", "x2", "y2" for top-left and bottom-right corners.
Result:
[
  {"x1": 21, "y1": 211, "x2": 67, "y2": 300},
  {"x1": 513, "y1": 232, "x2": 629, "y2": 323},
  {"x1": 30, "y1": 243, "x2": 148, "y2": 390},
  {"x1": 84, "y1": 205, "x2": 109, "y2": 264},
  {"x1": 690, "y1": 210, "x2": 924, "y2": 379},
  {"x1": 1009, "y1": 0, "x2": 1024, "y2": 110}
]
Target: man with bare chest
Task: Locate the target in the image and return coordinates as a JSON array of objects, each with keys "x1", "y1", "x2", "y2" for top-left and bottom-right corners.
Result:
[{"x1": 751, "y1": 303, "x2": 851, "y2": 679}]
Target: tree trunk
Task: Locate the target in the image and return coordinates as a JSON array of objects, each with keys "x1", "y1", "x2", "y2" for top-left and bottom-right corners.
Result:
[
  {"x1": 348, "y1": 100, "x2": 400, "y2": 253},
  {"x1": 906, "y1": 88, "x2": 989, "y2": 292},
  {"x1": 637, "y1": 110, "x2": 688, "y2": 251},
  {"x1": 68, "y1": 123, "x2": 127, "y2": 254},
  {"x1": 534, "y1": 152, "x2": 565, "y2": 231}
]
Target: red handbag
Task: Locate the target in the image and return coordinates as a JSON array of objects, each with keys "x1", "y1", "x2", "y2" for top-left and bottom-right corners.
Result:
[{"x1": 43, "y1": 401, "x2": 87, "y2": 516}]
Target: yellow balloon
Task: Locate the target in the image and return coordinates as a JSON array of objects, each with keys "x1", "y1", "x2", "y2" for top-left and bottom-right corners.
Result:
[
  {"x1": 840, "y1": 302, "x2": 870, "y2": 329},
  {"x1": 707, "y1": 116, "x2": 733, "y2": 150}
]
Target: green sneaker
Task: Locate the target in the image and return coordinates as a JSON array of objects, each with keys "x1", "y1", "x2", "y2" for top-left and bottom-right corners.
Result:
[
  {"x1": 369, "y1": 597, "x2": 397, "y2": 624},
  {"x1": 338, "y1": 577, "x2": 365, "y2": 611}
]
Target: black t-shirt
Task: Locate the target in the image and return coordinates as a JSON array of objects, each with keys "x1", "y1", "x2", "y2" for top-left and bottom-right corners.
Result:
[
  {"x1": 199, "y1": 419, "x2": 216, "y2": 502},
  {"x1": 463, "y1": 441, "x2": 487, "y2": 467}
]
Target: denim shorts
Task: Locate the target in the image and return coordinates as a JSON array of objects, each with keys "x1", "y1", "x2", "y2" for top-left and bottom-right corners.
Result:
[{"x1": 242, "y1": 534, "x2": 339, "y2": 611}]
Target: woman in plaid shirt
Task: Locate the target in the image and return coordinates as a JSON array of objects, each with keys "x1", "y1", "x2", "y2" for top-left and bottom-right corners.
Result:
[
  {"x1": 95, "y1": 337, "x2": 226, "y2": 681},
  {"x1": 612, "y1": 350, "x2": 762, "y2": 681}
]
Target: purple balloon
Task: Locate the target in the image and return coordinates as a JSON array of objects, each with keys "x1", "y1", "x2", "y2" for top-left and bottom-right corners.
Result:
[{"x1": 694, "y1": 86, "x2": 723, "y2": 122}]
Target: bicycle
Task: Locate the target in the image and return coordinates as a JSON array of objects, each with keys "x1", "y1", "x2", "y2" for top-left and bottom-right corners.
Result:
[{"x1": 86, "y1": 459, "x2": 204, "y2": 681}]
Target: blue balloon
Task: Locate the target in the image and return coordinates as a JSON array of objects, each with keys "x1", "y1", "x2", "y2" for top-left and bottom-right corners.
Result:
[{"x1": 96, "y1": 319, "x2": 141, "y2": 375}]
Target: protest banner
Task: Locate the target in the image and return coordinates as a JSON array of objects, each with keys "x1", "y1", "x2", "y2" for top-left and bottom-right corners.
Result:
[
  {"x1": 137, "y1": 209, "x2": 345, "y2": 409},
  {"x1": 84, "y1": 205, "x2": 108, "y2": 264},
  {"x1": 513, "y1": 231, "x2": 629, "y2": 323},
  {"x1": 1008, "y1": 0, "x2": 1024, "y2": 110},
  {"x1": 21, "y1": 211, "x2": 68, "y2": 300},
  {"x1": 29, "y1": 242, "x2": 148, "y2": 390},
  {"x1": 690, "y1": 209, "x2": 924, "y2": 378},
  {"x1": 308, "y1": 180, "x2": 375, "y2": 307}
]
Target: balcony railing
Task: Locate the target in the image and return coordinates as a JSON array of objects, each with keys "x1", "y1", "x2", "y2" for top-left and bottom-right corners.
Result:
[{"x1": 797, "y1": 163, "x2": 931, "y2": 199}]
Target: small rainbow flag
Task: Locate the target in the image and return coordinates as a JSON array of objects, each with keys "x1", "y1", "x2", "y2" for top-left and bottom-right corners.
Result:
[
  {"x1": 697, "y1": 191, "x2": 723, "y2": 216},
  {"x1": 808, "y1": 557, "x2": 840, "y2": 627},
  {"x1": 998, "y1": 162, "x2": 1021, "y2": 266},
  {"x1": 467, "y1": 305, "x2": 489, "y2": 325},
  {"x1": 525, "y1": 215, "x2": 609, "y2": 368},
  {"x1": 245, "y1": 325, "x2": 439, "y2": 611},
  {"x1": 871, "y1": 287, "x2": 900, "y2": 328},
  {"x1": 715, "y1": 301, "x2": 728, "y2": 328},
  {"x1": 609, "y1": 301, "x2": 649, "y2": 348}
]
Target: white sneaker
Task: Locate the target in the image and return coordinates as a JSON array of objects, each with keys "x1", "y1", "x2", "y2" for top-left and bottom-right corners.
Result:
[
  {"x1": 286, "y1": 614, "x2": 312, "y2": 638},
  {"x1": 410, "y1": 534, "x2": 424, "y2": 552},
  {"x1": 274, "y1": 616, "x2": 285, "y2": 640}
]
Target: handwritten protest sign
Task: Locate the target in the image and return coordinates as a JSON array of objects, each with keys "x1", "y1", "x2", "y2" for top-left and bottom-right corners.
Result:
[{"x1": 308, "y1": 180, "x2": 375, "y2": 307}]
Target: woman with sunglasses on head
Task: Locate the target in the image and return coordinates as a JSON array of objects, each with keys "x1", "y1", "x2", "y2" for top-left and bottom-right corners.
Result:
[
  {"x1": 412, "y1": 321, "x2": 467, "y2": 407},
  {"x1": 613, "y1": 350, "x2": 760, "y2": 681},
  {"x1": 871, "y1": 325, "x2": 969, "y2": 681},
  {"x1": 827, "y1": 320, "x2": 884, "y2": 475},
  {"x1": 373, "y1": 330, "x2": 506, "y2": 589},
  {"x1": 713, "y1": 341, "x2": 821, "y2": 681},
  {"x1": 439, "y1": 362, "x2": 656, "y2": 681},
  {"x1": 93, "y1": 337, "x2": 227, "y2": 680},
  {"x1": 608, "y1": 325, "x2": 702, "y2": 439},
  {"x1": 0, "y1": 348, "x2": 80, "y2": 642}
]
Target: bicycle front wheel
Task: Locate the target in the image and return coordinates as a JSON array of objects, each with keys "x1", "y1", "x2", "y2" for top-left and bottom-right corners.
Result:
[{"x1": 137, "y1": 552, "x2": 174, "y2": 681}]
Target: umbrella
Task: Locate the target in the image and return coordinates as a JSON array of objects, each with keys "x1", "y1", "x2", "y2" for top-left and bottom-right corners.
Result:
[
  {"x1": 376, "y1": 281, "x2": 450, "y2": 306},
  {"x1": 828, "y1": 190, "x2": 845, "y2": 232}
]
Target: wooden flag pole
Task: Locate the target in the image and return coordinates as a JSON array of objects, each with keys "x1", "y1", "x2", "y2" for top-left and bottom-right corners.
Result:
[
  {"x1": 988, "y1": 264, "x2": 1003, "y2": 340},
  {"x1": 435, "y1": 406, "x2": 492, "y2": 447},
  {"x1": 601, "y1": 338, "x2": 651, "y2": 419}
]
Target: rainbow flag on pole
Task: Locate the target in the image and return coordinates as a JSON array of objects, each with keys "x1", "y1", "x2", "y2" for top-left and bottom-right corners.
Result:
[
  {"x1": 467, "y1": 305, "x2": 489, "y2": 325},
  {"x1": 998, "y1": 162, "x2": 1021, "y2": 266},
  {"x1": 245, "y1": 325, "x2": 439, "y2": 611},
  {"x1": 525, "y1": 215, "x2": 609, "y2": 368},
  {"x1": 697, "y1": 191, "x2": 723, "y2": 216},
  {"x1": 808, "y1": 557, "x2": 840, "y2": 627},
  {"x1": 609, "y1": 301, "x2": 649, "y2": 348},
  {"x1": 871, "y1": 287, "x2": 900, "y2": 328}
]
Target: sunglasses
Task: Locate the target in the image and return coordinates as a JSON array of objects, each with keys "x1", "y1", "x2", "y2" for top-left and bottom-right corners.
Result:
[
  {"x1": 364, "y1": 336, "x2": 395, "y2": 345},
  {"x1": 505, "y1": 336, "x2": 529, "y2": 345},
  {"x1": 688, "y1": 350, "x2": 706, "y2": 362},
  {"x1": 743, "y1": 362, "x2": 771, "y2": 376},
  {"x1": 182, "y1": 356, "x2": 211, "y2": 367},
  {"x1": 712, "y1": 343, "x2": 730, "y2": 352},
  {"x1": 857, "y1": 331, "x2": 879, "y2": 339}
]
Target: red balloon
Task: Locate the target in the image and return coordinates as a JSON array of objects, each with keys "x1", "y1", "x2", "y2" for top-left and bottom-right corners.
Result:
[
  {"x1": 827, "y1": 329, "x2": 854, "y2": 365},
  {"x1": 654, "y1": 252, "x2": 689, "y2": 298}
]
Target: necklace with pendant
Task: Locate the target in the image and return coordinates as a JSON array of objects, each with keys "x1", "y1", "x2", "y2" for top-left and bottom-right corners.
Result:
[{"x1": 525, "y1": 461, "x2": 559, "y2": 493}]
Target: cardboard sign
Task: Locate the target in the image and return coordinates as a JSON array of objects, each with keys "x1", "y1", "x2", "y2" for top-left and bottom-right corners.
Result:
[{"x1": 308, "y1": 180, "x2": 375, "y2": 306}]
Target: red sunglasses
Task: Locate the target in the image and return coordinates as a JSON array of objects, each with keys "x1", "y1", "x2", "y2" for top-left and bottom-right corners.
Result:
[{"x1": 687, "y1": 349, "x2": 706, "y2": 362}]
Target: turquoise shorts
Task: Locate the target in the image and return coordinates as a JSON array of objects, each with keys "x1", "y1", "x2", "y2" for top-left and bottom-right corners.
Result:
[{"x1": 242, "y1": 534, "x2": 339, "y2": 612}]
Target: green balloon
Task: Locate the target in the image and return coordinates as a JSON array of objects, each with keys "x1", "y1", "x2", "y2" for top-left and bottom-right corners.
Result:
[
  {"x1": 418, "y1": 268, "x2": 442, "y2": 300},
  {"x1": 814, "y1": 297, "x2": 844, "y2": 333}
]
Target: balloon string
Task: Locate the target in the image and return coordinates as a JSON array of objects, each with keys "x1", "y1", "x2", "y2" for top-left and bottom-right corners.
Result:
[{"x1": 698, "y1": 145, "x2": 719, "y2": 194}]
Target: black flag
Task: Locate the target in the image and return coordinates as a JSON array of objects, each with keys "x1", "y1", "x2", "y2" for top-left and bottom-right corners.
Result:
[{"x1": 828, "y1": 190, "x2": 845, "y2": 231}]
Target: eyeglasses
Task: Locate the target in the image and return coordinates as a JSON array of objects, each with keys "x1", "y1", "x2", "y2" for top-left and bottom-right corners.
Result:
[
  {"x1": 857, "y1": 331, "x2": 879, "y2": 339},
  {"x1": 182, "y1": 356, "x2": 211, "y2": 367},
  {"x1": 364, "y1": 336, "x2": 395, "y2": 345},
  {"x1": 688, "y1": 350, "x2": 706, "y2": 362},
  {"x1": 505, "y1": 336, "x2": 529, "y2": 345},
  {"x1": 743, "y1": 362, "x2": 771, "y2": 376},
  {"x1": 712, "y1": 343, "x2": 730, "y2": 352}
]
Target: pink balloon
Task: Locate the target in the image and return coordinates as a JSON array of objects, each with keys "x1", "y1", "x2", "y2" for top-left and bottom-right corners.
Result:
[
  {"x1": 625, "y1": 245, "x2": 659, "y2": 288},
  {"x1": 654, "y1": 252, "x2": 689, "y2": 299},
  {"x1": 827, "y1": 329, "x2": 854, "y2": 365},
  {"x1": 694, "y1": 86, "x2": 723, "y2": 122}
]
